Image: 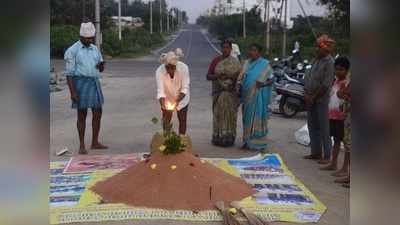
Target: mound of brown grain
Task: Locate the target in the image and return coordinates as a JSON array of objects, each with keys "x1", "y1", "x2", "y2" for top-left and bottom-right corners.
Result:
[{"x1": 91, "y1": 151, "x2": 254, "y2": 211}]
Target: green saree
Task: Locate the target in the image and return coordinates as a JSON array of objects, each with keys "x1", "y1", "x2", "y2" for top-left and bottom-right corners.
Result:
[{"x1": 209, "y1": 56, "x2": 241, "y2": 147}]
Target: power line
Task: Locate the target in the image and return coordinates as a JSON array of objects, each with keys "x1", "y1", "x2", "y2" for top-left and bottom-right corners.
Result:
[{"x1": 296, "y1": 0, "x2": 317, "y2": 39}]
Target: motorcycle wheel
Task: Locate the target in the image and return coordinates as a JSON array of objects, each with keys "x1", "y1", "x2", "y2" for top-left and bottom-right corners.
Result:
[{"x1": 279, "y1": 97, "x2": 299, "y2": 118}]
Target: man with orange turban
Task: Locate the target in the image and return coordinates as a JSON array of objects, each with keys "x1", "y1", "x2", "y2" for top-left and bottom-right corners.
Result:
[
  {"x1": 303, "y1": 35, "x2": 336, "y2": 163},
  {"x1": 317, "y1": 34, "x2": 336, "y2": 52}
]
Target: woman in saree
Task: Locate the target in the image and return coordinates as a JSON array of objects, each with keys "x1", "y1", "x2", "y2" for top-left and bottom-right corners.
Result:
[
  {"x1": 238, "y1": 43, "x2": 274, "y2": 150},
  {"x1": 207, "y1": 40, "x2": 241, "y2": 147}
]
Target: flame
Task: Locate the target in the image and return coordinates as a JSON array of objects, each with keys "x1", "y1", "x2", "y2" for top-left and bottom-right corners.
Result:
[{"x1": 165, "y1": 101, "x2": 176, "y2": 111}]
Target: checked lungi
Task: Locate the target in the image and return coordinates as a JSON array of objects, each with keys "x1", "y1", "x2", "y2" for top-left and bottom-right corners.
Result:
[{"x1": 71, "y1": 76, "x2": 104, "y2": 109}]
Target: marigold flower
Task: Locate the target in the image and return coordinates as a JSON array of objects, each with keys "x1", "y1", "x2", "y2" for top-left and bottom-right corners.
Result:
[
  {"x1": 159, "y1": 145, "x2": 166, "y2": 152},
  {"x1": 229, "y1": 208, "x2": 237, "y2": 214}
]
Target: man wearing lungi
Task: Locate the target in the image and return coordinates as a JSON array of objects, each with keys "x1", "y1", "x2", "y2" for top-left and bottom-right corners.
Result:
[
  {"x1": 156, "y1": 49, "x2": 190, "y2": 135},
  {"x1": 64, "y1": 22, "x2": 108, "y2": 154}
]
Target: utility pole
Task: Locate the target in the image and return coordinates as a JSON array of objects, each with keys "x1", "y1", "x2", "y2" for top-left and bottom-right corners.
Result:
[
  {"x1": 118, "y1": 0, "x2": 122, "y2": 40},
  {"x1": 160, "y1": 0, "x2": 163, "y2": 33},
  {"x1": 282, "y1": 0, "x2": 288, "y2": 57},
  {"x1": 95, "y1": 0, "x2": 101, "y2": 48},
  {"x1": 150, "y1": 1, "x2": 153, "y2": 34},
  {"x1": 166, "y1": 0, "x2": 169, "y2": 33},
  {"x1": 82, "y1": 0, "x2": 86, "y2": 20},
  {"x1": 171, "y1": 9, "x2": 174, "y2": 31},
  {"x1": 176, "y1": 9, "x2": 180, "y2": 29},
  {"x1": 178, "y1": 10, "x2": 181, "y2": 28},
  {"x1": 243, "y1": 0, "x2": 246, "y2": 38},
  {"x1": 167, "y1": 9, "x2": 170, "y2": 33},
  {"x1": 265, "y1": 0, "x2": 271, "y2": 55}
]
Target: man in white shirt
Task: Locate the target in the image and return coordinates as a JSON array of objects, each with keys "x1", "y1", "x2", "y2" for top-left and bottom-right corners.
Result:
[
  {"x1": 228, "y1": 38, "x2": 241, "y2": 61},
  {"x1": 156, "y1": 50, "x2": 190, "y2": 135}
]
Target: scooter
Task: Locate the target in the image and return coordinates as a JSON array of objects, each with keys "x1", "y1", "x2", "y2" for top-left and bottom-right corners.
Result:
[{"x1": 275, "y1": 78, "x2": 306, "y2": 118}]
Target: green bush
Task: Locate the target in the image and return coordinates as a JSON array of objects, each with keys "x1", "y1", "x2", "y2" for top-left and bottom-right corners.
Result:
[
  {"x1": 51, "y1": 25, "x2": 79, "y2": 57},
  {"x1": 102, "y1": 30, "x2": 123, "y2": 57},
  {"x1": 51, "y1": 25, "x2": 166, "y2": 58}
]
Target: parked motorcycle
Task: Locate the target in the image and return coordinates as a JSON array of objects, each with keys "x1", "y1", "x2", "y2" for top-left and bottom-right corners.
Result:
[
  {"x1": 275, "y1": 78, "x2": 306, "y2": 118},
  {"x1": 272, "y1": 53, "x2": 311, "y2": 85}
]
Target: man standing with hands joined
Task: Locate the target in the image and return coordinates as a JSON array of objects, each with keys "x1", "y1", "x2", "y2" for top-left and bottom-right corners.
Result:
[
  {"x1": 64, "y1": 22, "x2": 108, "y2": 155},
  {"x1": 156, "y1": 49, "x2": 190, "y2": 135},
  {"x1": 304, "y1": 35, "x2": 336, "y2": 163}
]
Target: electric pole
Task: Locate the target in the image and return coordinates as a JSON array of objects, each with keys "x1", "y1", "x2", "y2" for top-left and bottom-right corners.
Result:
[
  {"x1": 243, "y1": 0, "x2": 246, "y2": 39},
  {"x1": 118, "y1": 0, "x2": 122, "y2": 40},
  {"x1": 167, "y1": 9, "x2": 170, "y2": 33},
  {"x1": 178, "y1": 10, "x2": 181, "y2": 28},
  {"x1": 160, "y1": 0, "x2": 163, "y2": 33},
  {"x1": 82, "y1": 0, "x2": 86, "y2": 20},
  {"x1": 282, "y1": 0, "x2": 288, "y2": 57},
  {"x1": 265, "y1": 0, "x2": 271, "y2": 55},
  {"x1": 150, "y1": 1, "x2": 153, "y2": 34},
  {"x1": 177, "y1": 10, "x2": 180, "y2": 29},
  {"x1": 95, "y1": 0, "x2": 101, "y2": 48}
]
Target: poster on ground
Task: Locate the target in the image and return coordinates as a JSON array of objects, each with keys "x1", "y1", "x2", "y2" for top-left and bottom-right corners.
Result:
[
  {"x1": 50, "y1": 153, "x2": 326, "y2": 224},
  {"x1": 63, "y1": 153, "x2": 142, "y2": 174}
]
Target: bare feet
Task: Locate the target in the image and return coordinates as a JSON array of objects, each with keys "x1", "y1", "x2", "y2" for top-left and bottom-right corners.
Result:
[
  {"x1": 318, "y1": 159, "x2": 330, "y2": 165},
  {"x1": 320, "y1": 163, "x2": 337, "y2": 171},
  {"x1": 303, "y1": 154, "x2": 322, "y2": 160},
  {"x1": 91, "y1": 143, "x2": 109, "y2": 150},
  {"x1": 334, "y1": 176, "x2": 350, "y2": 184},
  {"x1": 331, "y1": 170, "x2": 348, "y2": 177},
  {"x1": 79, "y1": 146, "x2": 88, "y2": 155}
]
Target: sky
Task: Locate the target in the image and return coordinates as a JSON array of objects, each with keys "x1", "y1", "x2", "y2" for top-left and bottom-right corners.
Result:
[{"x1": 164, "y1": 0, "x2": 328, "y2": 23}]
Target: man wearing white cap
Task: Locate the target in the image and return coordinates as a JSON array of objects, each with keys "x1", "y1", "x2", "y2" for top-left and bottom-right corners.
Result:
[
  {"x1": 64, "y1": 22, "x2": 108, "y2": 154},
  {"x1": 156, "y1": 49, "x2": 190, "y2": 135}
]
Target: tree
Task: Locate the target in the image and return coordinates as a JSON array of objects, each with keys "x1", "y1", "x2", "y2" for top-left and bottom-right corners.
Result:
[
  {"x1": 51, "y1": 0, "x2": 117, "y2": 29},
  {"x1": 51, "y1": 0, "x2": 186, "y2": 33},
  {"x1": 317, "y1": 0, "x2": 350, "y2": 36},
  {"x1": 197, "y1": 5, "x2": 263, "y2": 40}
]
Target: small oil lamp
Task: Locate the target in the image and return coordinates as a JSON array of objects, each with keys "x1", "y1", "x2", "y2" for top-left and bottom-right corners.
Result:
[{"x1": 165, "y1": 101, "x2": 176, "y2": 111}]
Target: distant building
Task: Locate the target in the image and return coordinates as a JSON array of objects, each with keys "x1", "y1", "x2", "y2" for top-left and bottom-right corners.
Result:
[{"x1": 111, "y1": 16, "x2": 144, "y2": 28}]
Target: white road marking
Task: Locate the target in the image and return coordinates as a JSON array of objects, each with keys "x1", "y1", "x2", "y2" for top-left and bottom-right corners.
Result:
[
  {"x1": 201, "y1": 29, "x2": 221, "y2": 55},
  {"x1": 184, "y1": 29, "x2": 193, "y2": 61},
  {"x1": 154, "y1": 30, "x2": 183, "y2": 55}
]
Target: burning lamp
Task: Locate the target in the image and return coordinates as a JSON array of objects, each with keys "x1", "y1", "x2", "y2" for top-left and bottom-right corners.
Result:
[{"x1": 165, "y1": 101, "x2": 176, "y2": 111}]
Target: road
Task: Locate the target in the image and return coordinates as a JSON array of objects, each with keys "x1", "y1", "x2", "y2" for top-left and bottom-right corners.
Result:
[{"x1": 50, "y1": 25, "x2": 349, "y2": 225}]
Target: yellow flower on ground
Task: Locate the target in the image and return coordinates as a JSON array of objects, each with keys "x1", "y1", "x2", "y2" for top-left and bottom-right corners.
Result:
[
  {"x1": 150, "y1": 164, "x2": 157, "y2": 170},
  {"x1": 229, "y1": 208, "x2": 237, "y2": 214},
  {"x1": 159, "y1": 145, "x2": 166, "y2": 152},
  {"x1": 171, "y1": 165, "x2": 177, "y2": 170}
]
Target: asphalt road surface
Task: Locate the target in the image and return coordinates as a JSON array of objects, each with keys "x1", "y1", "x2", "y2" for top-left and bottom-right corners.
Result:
[{"x1": 50, "y1": 25, "x2": 349, "y2": 225}]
